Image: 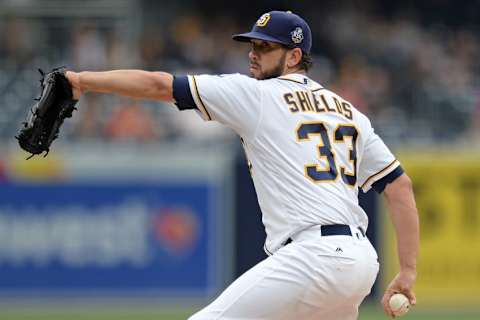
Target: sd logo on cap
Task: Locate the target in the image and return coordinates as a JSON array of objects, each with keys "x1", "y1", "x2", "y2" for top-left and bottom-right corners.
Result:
[{"x1": 256, "y1": 13, "x2": 271, "y2": 27}]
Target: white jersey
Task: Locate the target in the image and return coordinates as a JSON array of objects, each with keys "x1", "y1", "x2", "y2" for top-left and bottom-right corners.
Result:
[{"x1": 178, "y1": 73, "x2": 400, "y2": 254}]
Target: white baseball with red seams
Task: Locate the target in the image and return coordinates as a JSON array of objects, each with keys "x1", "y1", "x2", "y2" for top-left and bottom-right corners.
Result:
[{"x1": 389, "y1": 293, "x2": 411, "y2": 317}]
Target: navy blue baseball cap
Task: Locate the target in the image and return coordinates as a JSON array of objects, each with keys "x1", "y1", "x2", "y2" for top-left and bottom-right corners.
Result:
[{"x1": 232, "y1": 11, "x2": 312, "y2": 54}]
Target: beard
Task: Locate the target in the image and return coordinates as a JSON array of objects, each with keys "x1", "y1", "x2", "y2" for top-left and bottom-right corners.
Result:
[{"x1": 251, "y1": 51, "x2": 287, "y2": 80}]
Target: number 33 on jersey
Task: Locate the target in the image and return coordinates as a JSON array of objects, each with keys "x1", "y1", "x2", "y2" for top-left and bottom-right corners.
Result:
[{"x1": 296, "y1": 121, "x2": 358, "y2": 186}]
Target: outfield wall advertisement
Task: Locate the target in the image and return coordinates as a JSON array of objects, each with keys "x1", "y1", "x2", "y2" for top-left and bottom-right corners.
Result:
[
  {"x1": 0, "y1": 145, "x2": 233, "y2": 297},
  {"x1": 382, "y1": 153, "x2": 480, "y2": 306}
]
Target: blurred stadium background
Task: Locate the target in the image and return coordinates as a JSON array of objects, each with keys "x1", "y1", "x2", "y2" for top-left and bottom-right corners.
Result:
[{"x1": 0, "y1": 0, "x2": 479, "y2": 319}]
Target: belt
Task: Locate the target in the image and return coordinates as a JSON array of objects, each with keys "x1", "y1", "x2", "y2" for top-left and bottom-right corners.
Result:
[
  {"x1": 321, "y1": 224, "x2": 365, "y2": 237},
  {"x1": 284, "y1": 224, "x2": 365, "y2": 245}
]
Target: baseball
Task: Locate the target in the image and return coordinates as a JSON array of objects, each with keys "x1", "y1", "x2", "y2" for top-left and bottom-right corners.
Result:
[{"x1": 389, "y1": 293, "x2": 410, "y2": 317}]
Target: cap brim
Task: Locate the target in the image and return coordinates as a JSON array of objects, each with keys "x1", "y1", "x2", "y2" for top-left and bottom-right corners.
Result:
[{"x1": 232, "y1": 31, "x2": 289, "y2": 46}]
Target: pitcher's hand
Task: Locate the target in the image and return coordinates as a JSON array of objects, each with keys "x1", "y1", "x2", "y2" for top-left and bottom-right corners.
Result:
[
  {"x1": 381, "y1": 269, "x2": 416, "y2": 318},
  {"x1": 65, "y1": 71, "x2": 82, "y2": 100}
]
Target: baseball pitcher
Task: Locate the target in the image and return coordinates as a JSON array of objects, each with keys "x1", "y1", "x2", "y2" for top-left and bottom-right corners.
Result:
[{"x1": 61, "y1": 11, "x2": 419, "y2": 320}]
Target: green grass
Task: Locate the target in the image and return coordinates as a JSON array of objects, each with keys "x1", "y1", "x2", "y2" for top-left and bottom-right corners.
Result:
[
  {"x1": 0, "y1": 305, "x2": 478, "y2": 320},
  {"x1": 0, "y1": 310, "x2": 190, "y2": 320}
]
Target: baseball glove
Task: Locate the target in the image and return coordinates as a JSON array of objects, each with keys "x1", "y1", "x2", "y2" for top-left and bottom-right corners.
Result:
[{"x1": 16, "y1": 67, "x2": 78, "y2": 159}]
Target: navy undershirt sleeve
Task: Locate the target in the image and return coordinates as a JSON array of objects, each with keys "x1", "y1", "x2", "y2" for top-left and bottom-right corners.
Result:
[
  {"x1": 172, "y1": 75, "x2": 198, "y2": 111},
  {"x1": 371, "y1": 165, "x2": 404, "y2": 193}
]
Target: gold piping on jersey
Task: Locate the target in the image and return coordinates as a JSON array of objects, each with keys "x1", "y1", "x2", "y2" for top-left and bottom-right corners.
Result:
[
  {"x1": 264, "y1": 243, "x2": 273, "y2": 256},
  {"x1": 191, "y1": 75, "x2": 212, "y2": 121},
  {"x1": 278, "y1": 76, "x2": 305, "y2": 84},
  {"x1": 361, "y1": 159, "x2": 399, "y2": 189},
  {"x1": 278, "y1": 76, "x2": 324, "y2": 95}
]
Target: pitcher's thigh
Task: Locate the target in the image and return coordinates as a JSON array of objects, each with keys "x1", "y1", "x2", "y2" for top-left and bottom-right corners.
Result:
[
  {"x1": 307, "y1": 242, "x2": 380, "y2": 320},
  {"x1": 189, "y1": 241, "x2": 378, "y2": 320},
  {"x1": 310, "y1": 259, "x2": 379, "y2": 320},
  {"x1": 188, "y1": 252, "x2": 318, "y2": 320}
]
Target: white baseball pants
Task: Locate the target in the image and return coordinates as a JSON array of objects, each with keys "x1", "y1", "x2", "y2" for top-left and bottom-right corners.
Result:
[{"x1": 189, "y1": 225, "x2": 379, "y2": 320}]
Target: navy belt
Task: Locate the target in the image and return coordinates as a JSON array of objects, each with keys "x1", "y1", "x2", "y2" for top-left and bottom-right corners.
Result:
[
  {"x1": 322, "y1": 224, "x2": 356, "y2": 236},
  {"x1": 284, "y1": 224, "x2": 365, "y2": 245}
]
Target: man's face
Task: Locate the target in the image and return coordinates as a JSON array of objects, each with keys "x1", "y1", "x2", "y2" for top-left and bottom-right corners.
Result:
[{"x1": 248, "y1": 39, "x2": 288, "y2": 80}]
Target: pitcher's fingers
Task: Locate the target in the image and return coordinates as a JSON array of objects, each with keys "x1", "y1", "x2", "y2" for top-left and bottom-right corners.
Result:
[
  {"x1": 381, "y1": 293, "x2": 395, "y2": 318},
  {"x1": 403, "y1": 290, "x2": 416, "y2": 306}
]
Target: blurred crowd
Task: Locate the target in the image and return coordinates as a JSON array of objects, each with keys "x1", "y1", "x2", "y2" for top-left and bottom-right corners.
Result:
[
  {"x1": 1, "y1": 2, "x2": 479, "y2": 147},
  {"x1": 317, "y1": 10, "x2": 480, "y2": 146}
]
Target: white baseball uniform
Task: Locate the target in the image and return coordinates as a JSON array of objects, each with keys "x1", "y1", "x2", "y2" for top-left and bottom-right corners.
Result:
[{"x1": 173, "y1": 72, "x2": 403, "y2": 320}]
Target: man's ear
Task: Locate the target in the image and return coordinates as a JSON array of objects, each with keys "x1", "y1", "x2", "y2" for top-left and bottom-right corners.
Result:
[{"x1": 287, "y1": 48, "x2": 303, "y2": 69}]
